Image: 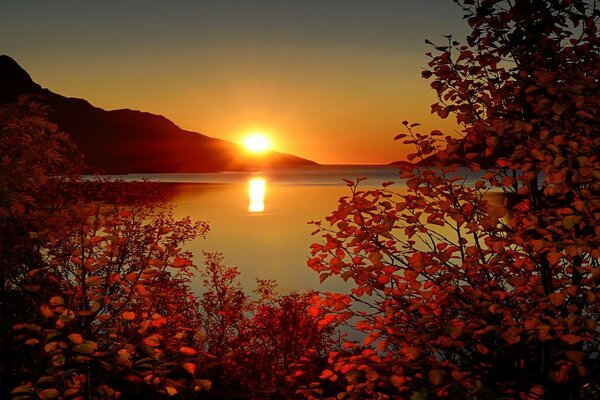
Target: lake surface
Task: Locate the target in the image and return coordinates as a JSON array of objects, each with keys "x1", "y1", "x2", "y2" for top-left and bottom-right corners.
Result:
[{"x1": 117, "y1": 165, "x2": 481, "y2": 294}]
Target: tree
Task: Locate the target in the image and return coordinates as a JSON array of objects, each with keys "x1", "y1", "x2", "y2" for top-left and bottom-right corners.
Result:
[
  {"x1": 0, "y1": 97, "x2": 82, "y2": 396},
  {"x1": 1, "y1": 98, "x2": 212, "y2": 399},
  {"x1": 197, "y1": 252, "x2": 337, "y2": 399},
  {"x1": 308, "y1": 1, "x2": 599, "y2": 398}
]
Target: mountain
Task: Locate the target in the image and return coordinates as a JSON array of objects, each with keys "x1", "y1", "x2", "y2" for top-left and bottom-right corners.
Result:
[{"x1": 0, "y1": 55, "x2": 317, "y2": 173}]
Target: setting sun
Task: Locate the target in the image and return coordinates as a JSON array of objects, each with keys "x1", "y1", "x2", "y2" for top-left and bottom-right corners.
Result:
[{"x1": 244, "y1": 133, "x2": 270, "y2": 153}]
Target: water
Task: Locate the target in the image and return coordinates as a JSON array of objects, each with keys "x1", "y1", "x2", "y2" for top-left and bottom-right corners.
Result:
[{"x1": 114, "y1": 165, "x2": 480, "y2": 294}]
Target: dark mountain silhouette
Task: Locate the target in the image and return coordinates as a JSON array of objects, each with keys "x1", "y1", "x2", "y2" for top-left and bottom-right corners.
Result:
[{"x1": 0, "y1": 55, "x2": 317, "y2": 173}]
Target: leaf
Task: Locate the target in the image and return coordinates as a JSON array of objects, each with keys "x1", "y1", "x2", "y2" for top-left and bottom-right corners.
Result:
[
  {"x1": 119, "y1": 209, "x2": 133, "y2": 218},
  {"x1": 122, "y1": 311, "x2": 136, "y2": 321},
  {"x1": 552, "y1": 103, "x2": 566, "y2": 115},
  {"x1": 67, "y1": 333, "x2": 83, "y2": 344},
  {"x1": 502, "y1": 327, "x2": 521, "y2": 345},
  {"x1": 38, "y1": 388, "x2": 60, "y2": 399},
  {"x1": 562, "y1": 334, "x2": 586, "y2": 344},
  {"x1": 166, "y1": 386, "x2": 178, "y2": 396},
  {"x1": 410, "y1": 392, "x2": 427, "y2": 400},
  {"x1": 143, "y1": 335, "x2": 161, "y2": 347},
  {"x1": 183, "y1": 362, "x2": 196, "y2": 375},
  {"x1": 390, "y1": 375, "x2": 406, "y2": 389},
  {"x1": 476, "y1": 344, "x2": 488, "y2": 354},
  {"x1": 124, "y1": 272, "x2": 138, "y2": 281},
  {"x1": 40, "y1": 304, "x2": 54, "y2": 318},
  {"x1": 402, "y1": 346, "x2": 420, "y2": 360},
  {"x1": 148, "y1": 258, "x2": 163, "y2": 267},
  {"x1": 549, "y1": 292, "x2": 566, "y2": 307},
  {"x1": 73, "y1": 341, "x2": 96, "y2": 355},
  {"x1": 178, "y1": 346, "x2": 197, "y2": 355},
  {"x1": 10, "y1": 385, "x2": 32, "y2": 395},
  {"x1": 195, "y1": 379, "x2": 212, "y2": 391},
  {"x1": 376, "y1": 339, "x2": 389, "y2": 352},
  {"x1": 563, "y1": 215, "x2": 583, "y2": 229},
  {"x1": 49, "y1": 296, "x2": 64, "y2": 306},
  {"x1": 564, "y1": 350, "x2": 585, "y2": 364},
  {"x1": 319, "y1": 369, "x2": 335, "y2": 380},
  {"x1": 51, "y1": 354, "x2": 65, "y2": 367},
  {"x1": 85, "y1": 276, "x2": 102, "y2": 286},
  {"x1": 172, "y1": 257, "x2": 192, "y2": 268},
  {"x1": 546, "y1": 252, "x2": 563, "y2": 266},
  {"x1": 428, "y1": 369, "x2": 446, "y2": 385}
]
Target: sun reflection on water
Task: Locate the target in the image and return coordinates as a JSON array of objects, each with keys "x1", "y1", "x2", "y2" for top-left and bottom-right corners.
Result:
[{"x1": 248, "y1": 177, "x2": 266, "y2": 213}]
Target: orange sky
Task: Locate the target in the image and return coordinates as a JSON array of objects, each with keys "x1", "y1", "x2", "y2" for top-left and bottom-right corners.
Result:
[{"x1": 1, "y1": 1, "x2": 466, "y2": 164}]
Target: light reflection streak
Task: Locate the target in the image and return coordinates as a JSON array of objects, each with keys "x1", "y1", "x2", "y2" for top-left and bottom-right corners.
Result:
[{"x1": 248, "y1": 177, "x2": 266, "y2": 213}]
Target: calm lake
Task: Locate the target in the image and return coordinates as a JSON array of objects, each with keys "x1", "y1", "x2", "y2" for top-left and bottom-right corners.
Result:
[{"x1": 119, "y1": 165, "x2": 481, "y2": 294}]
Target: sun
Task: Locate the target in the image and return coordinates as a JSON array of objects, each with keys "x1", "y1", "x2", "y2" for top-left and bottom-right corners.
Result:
[{"x1": 244, "y1": 133, "x2": 270, "y2": 153}]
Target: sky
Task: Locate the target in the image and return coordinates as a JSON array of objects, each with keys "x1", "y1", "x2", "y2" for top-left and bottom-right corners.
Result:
[{"x1": 1, "y1": 1, "x2": 468, "y2": 164}]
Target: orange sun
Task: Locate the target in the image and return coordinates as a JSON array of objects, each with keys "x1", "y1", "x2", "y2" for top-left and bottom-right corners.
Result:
[{"x1": 244, "y1": 133, "x2": 270, "y2": 153}]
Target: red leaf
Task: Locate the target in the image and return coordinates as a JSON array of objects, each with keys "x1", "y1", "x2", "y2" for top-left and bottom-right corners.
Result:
[
  {"x1": 549, "y1": 292, "x2": 566, "y2": 307},
  {"x1": 172, "y1": 257, "x2": 192, "y2": 268},
  {"x1": 319, "y1": 369, "x2": 335, "y2": 380}
]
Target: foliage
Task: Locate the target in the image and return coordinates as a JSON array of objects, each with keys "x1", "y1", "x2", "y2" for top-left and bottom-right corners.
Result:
[
  {"x1": 12, "y1": 201, "x2": 210, "y2": 399},
  {"x1": 0, "y1": 97, "x2": 82, "y2": 396},
  {"x1": 308, "y1": 1, "x2": 600, "y2": 399},
  {"x1": 1, "y1": 98, "x2": 212, "y2": 399},
  {"x1": 198, "y1": 252, "x2": 337, "y2": 399}
]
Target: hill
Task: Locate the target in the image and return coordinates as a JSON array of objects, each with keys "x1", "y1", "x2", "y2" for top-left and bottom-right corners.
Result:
[{"x1": 0, "y1": 55, "x2": 317, "y2": 173}]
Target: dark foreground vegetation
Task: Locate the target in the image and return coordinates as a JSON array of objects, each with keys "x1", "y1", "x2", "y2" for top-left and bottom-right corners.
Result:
[{"x1": 1, "y1": 1, "x2": 599, "y2": 399}]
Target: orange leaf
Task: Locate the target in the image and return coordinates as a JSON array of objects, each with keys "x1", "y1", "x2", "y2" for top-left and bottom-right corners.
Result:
[
  {"x1": 562, "y1": 334, "x2": 585, "y2": 345},
  {"x1": 143, "y1": 335, "x2": 161, "y2": 347},
  {"x1": 73, "y1": 341, "x2": 96, "y2": 355},
  {"x1": 122, "y1": 311, "x2": 136, "y2": 321},
  {"x1": 182, "y1": 362, "x2": 196, "y2": 375},
  {"x1": 166, "y1": 386, "x2": 177, "y2": 396},
  {"x1": 402, "y1": 346, "x2": 420, "y2": 360},
  {"x1": 49, "y1": 296, "x2": 64, "y2": 306},
  {"x1": 179, "y1": 346, "x2": 197, "y2": 356},
  {"x1": 363, "y1": 333, "x2": 378, "y2": 346},
  {"x1": 67, "y1": 333, "x2": 83, "y2": 344},
  {"x1": 546, "y1": 252, "x2": 562, "y2": 266},
  {"x1": 428, "y1": 369, "x2": 446, "y2": 385},
  {"x1": 195, "y1": 379, "x2": 212, "y2": 391},
  {"x1": 502, "y1": 327, "x2": 521, "y2": 345},
  {"x1": 376, "y1": 339, "x2": 389, "y2": 352},
  {"x1": 38, "y1": 388, "x2": 60, "y2": 399},
  {"x1": 40, "y1": 304, "x2": 53, "y2": 318}
]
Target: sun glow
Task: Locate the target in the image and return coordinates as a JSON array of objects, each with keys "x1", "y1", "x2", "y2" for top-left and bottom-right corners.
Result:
[{"x1": 244, "y1": 133, "x2": 270, "y2": 153}]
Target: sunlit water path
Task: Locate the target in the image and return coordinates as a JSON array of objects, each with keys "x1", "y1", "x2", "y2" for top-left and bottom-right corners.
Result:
[{"x1": 114, "y1": 165, "x2": 482, "y2": 294}]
